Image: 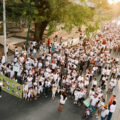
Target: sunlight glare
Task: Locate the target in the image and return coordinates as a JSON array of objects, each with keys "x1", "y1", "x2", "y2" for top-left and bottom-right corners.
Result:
[{"x1": 108, "y1": 0, "x2": 120, "y2": 4}]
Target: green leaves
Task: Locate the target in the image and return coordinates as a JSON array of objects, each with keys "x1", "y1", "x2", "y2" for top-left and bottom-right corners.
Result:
[
  {"x1": 85, "y1": 23, "x2": 99, "y2": 38},
  {"x1": 34, "y1": 9, "x2": 39, "y2": 15},
  {"x1": 2, "y1": 0, "x2": 104, "y2": 40},
  {"x1": 35, "y1": 16, "x2": 47, "y2": 23},
  {"x1": 47, "y1": 22, "x2": 57, "y2": 36}
]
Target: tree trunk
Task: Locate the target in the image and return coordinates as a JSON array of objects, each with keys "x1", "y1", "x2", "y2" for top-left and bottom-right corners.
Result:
[{"x1": 34, "y1": 21, "x2": 48, "y2": 44}]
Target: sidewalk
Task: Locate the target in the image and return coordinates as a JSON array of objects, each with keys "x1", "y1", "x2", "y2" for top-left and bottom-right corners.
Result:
[{"x1": 0, "y1": 36, "x2": 26, "y2": 52}]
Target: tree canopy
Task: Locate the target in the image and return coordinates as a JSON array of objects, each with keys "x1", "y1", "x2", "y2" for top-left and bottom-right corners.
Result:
[{"x1": 0, "y1": 0, "x2": 116, "y2": 42}]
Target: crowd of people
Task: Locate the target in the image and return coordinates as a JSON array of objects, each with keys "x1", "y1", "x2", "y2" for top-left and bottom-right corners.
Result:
[{"x1": 0, "y1": 21, "x2": 120, "y2": 120}]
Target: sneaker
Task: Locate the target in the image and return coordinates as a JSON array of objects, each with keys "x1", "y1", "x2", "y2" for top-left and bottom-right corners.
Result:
[{"x1": 0, "y1": 95, "x2": 2, "y2": 98}]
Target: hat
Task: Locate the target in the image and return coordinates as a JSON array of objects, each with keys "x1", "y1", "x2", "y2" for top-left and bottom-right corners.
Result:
[{"x1": 104, "y1": 104, "x2": 108, "y2": 109}]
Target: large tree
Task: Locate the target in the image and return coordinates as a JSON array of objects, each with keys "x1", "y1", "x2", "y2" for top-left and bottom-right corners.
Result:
[{"x1": 0, "y1": 0, "x2": 110, "y2": 42}]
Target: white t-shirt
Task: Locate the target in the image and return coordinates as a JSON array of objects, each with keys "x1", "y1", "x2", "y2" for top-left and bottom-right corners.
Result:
[
  {"x1": 78, "y1": 76, "x2": 84, "y2": 81},
  {"x1": 60, "y1": 95, "x2": 67, "y2": 104},
  {"x1": 52, "y1": 63, "x2": 56, "y2": 69},
  {"x1": 110, "y1": 104, "x2": 116, "y2": 113},
  {"x1": 27, "y1": 77, "x2": 33, "y2": 82},
  {"x1": 0, "y1": 81, "x2": 3, "y2": 86},
  {"x1": 92, "y1": 80, "x2": 97, "y2": 86},
  {"x1": 1, "y1": 56, "x2": 5, "y2": 64},
  {"x1": 38, "y1": 62, "x2": 42, "y2": 69},
  {"x1": 33, "y1": 49, "x2": 36, "y2": 54},
  {"x1": 98, "y1": 101, "x2": 105, "y2": 109},
  {"x1": 10, "y1": 70, "x2": 14, "y2": 78},
  {"x1": 23, "y1": 84, "x2": 28, "y2": 91},
  {"x1": 85, "y1": 80, "x2": 89, "y2": 86},
  {"x1": 19, "y1": 57, "x2": 24, "y2": 63},
  {"x1": 91, "y1": 97, "x2": 99, "y2": 106},
  {"x1": 101, "y1": 109, "x2": 109, "y2": 118}
]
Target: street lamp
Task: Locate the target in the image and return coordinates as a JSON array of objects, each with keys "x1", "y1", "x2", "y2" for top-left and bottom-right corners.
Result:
[{"x1": 3, "y1": 0, "x2": 7, "y2": 59}]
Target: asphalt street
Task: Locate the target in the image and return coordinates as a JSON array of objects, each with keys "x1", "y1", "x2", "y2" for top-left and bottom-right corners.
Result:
[
  {"x1": 0, "y1": 92, "x2": 87, "y2": 120},
  {"x1": 0, "y1": 84, "x2": 120, "y2": 120}
]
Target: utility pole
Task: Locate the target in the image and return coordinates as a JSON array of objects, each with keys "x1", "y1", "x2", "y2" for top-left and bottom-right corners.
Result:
[{"x1": 3, "y1": 0, "x2": 7, "y2": 59}]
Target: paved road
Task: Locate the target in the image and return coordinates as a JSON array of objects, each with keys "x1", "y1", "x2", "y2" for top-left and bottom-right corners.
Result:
[
  {"x1": 0, "y1": 83, "x2": 120, "y2": 120},
  {"x1": 0, "y1": 92, "x2": 87, "y2": 120}
]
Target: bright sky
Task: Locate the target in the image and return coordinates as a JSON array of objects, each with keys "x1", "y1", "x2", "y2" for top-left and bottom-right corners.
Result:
[{"x1": 108, "y1": 0, "x2": 120, "y2": 4}]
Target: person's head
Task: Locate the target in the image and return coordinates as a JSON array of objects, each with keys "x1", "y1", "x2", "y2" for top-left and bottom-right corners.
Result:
[
  {"x1": 113, "y1": 95, "x2": 116, "y2": 98},
  {"x1": 63, "y1": 92, "x2": 67, "y2": 99},
  {"x1": 104, "y1": 104, "x2": 108, "y2": 109},
  {"x1": 112, "y1": 101, "x2": 116, "y2": 105},
  {"x1": 98, "y1": 85, "x2": 101, "y2": 88},
  {"x1": 28, "y1": 74, "x2": 31, "y2": 77},
  {"x1": 91, "y1": 88, "x2": 94, "y2": 91},
  {"x1": 94, "y1": 93, "x2": 98, "y2": 98}
]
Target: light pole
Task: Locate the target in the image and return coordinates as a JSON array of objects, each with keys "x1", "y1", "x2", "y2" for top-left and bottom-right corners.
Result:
[{"x1": 3, "y1": 0, "x2": 7, "y2": 59}]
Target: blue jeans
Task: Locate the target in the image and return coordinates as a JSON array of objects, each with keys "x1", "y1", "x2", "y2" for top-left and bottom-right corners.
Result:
[
  {"x1": 33, "y1": 53, "x2": 36, "y2": 58},
  {"x1": 89, "y1": 105, "x2": 95, "y2": 112},
  {"x1": 108, "y1": 104, "x2": 111, "y2": 109},
  {"x1": 101, "y1": 116, "x2": 105, "y2": 120},
  {"x1": 107, "y1": 112, "x2": 112, "y2": 120}
]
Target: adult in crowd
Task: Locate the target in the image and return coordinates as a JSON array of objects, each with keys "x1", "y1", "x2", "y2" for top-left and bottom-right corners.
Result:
[
  {"x1": 101, "y1": 105, "x2": 109, "y2": 120},
  {"x1": 58, "y1": 92, "x2": 67, "y2": 112},
  {"x1": 107, "y1": 101, "x2": 116, "y2": 120}
]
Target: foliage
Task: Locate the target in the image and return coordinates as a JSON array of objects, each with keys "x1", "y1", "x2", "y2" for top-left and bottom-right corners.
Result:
[
  {"x1": 0, "y1": 0, "x2": 112, "y2": 41},
  {"x1": 85, "y1": 22, "x2": 99, "y2": 38}
]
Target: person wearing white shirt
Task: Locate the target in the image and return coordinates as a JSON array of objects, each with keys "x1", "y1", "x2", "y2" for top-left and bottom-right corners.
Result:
[
  {"x1": 38, "y1": 81, "x2": 43, "y2": 94},
  {"x1": 53, "y1": 73, "x2": 58, "y2": 81},
  {"x1": 89, "y1": 88, "x2": 95, "y2": 99},
  {"x1": 74, "y1": 90, "x2": 80, "y2": 104},
  {"x1": 38, "y1": 61, "x2": 42, "y2": 69},
  {"x1": 58, "y1": 93, "x2": 67, "y2": 112},
  {"x1": 101, "y1": 105, "x2": 109, "y2": 120},
  {"x1": 19, "y1": 55, "x2": 24, "y2": 63},
  {"x1": 33, "y1": 48, "x2": 37, "y2": 58},
  {"x1": 91, "y1": 95, "x2": 99, "y2": 107},
  {"x1": 27, "y1": 75, "x2": 33, "y2": 88},
  {"x1": 78, "y1": 81, "x2": 84, "y2": 88},
  {"x1": 92, "y1": 78, "x2": 97, "y2": 87},
  {"x1": 10, "y1": 68, "x2": 14, "y2": 78},
  {"x1": 107, "y1": 101, "x2": 116, "y2": 120},
  {"x1": 1, "y1": 55, "x2": 5, "y2": 64},
  {"x1": 52, "y1": 63, "x2": 56, "y2": 71},
  {"x1": 23, "y1": 82, "x2": 28, "y2": 99},
  {"x1": 96, "y1": 98, "x2": 105, "y2": 118},
  {"x1": 47, "y1": 55, "x2": 51, "y2": 61},
  {"x1": 13, "y1": 61, "x2": 20, "y2": 79},
  {"x1": 77, "y1": 75, "x2": 84, "y2": 82},
  {"x1": 45, "y1": 61, "x2": 49, "y2": 67},
  {"x1": 15, "y1": 50, "x2": 19, "y2": 57},
  {"x1": 106, "y1": 68, "x2": 111, "y2": 76}
]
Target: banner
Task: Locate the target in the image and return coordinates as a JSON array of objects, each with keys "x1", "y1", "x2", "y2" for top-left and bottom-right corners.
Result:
[
  {"x1": 0, "y1": 74, "x2": 23, "y2": 99},
  {"x1": 83, "y1": 98, "x2": 90, "y2": 107}
]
